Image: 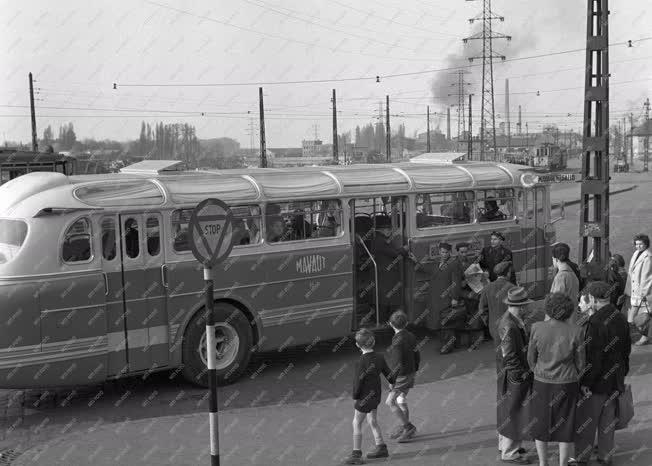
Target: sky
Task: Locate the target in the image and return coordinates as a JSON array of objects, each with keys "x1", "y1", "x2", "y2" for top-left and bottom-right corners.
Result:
[{"x1": 1, "y1": 0, "x2": 651, "y2": 148}]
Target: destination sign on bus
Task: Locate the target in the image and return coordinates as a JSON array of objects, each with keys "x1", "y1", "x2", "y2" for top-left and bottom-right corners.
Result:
[{"x1": 535, "y1": 173, "x2": 580, "y2": 183}]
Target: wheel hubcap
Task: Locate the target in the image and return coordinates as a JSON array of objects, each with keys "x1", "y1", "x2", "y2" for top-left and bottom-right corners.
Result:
[{"x1": 198, "y1": 323, "x2": 240, "y2": 370}]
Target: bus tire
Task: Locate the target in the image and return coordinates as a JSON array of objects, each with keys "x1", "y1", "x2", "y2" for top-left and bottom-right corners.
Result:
[{"x1": 181, "y1": 303, "x2": 253, "y2": 387}]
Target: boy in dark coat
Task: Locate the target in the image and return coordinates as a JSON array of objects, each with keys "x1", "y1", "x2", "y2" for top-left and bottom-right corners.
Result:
[
  {"x1": 385, "y1": 310, "x2": 421, "y2": 443},
  {"x1": 345, "y1": 328, "x2": 394, "y2": 465},
  {"x1": 479, "y1": 231, "x2": 517, "y2": 284}
]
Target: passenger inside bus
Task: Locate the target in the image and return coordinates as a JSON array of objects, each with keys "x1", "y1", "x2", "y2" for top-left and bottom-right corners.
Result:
[
  {"x1": 266, "y1": 217, "x2": 286, "y2": 243},
  {"x1": 124, "y1": 219, "x2": 139, "y2": 258},
  {"x1": 478, "y1": 198, "x2": 506, "y2": 222}
]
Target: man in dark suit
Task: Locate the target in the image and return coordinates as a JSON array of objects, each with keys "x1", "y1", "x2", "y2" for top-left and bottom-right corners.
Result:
[
  {"x1": 479, "y1": 231, "x2": 517, "y2": 284},
  {"x1": 572, "y1": 281, "x2": 631, "y2": 465}
]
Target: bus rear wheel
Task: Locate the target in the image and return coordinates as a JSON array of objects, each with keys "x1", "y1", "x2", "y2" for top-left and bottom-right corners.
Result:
[{"x1": 181, "y1": 303, "x2": 253, "y2": 387}]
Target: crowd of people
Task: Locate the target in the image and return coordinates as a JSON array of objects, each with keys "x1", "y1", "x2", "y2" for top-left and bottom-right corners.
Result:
[{"x1": 344, "y1": 232, "x2": 652, "y2": 465}]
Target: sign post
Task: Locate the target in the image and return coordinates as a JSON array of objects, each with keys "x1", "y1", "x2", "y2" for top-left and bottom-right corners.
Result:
[{"x1": 189, "y1": 198, "x2": 235, "y2": 466}]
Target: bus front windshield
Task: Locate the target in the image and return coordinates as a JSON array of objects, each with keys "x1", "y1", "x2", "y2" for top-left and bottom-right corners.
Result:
[{"x1": 0, "y1": 219, "x2": 28, "y2": 265}]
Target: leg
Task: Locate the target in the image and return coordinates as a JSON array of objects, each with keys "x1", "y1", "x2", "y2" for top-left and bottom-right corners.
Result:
[
  {"x1": 385, "y1": 390, "x2": 409, "y2": 426},
  {"x1": 574, "y1": 393, "x2": 599, "y2": 463},
  {"x1": 596, "y1": 396, "x2": 617, "y2": 462},
  {"x1": 439, "y1": 328, "x2": 456, "y2": 353},
  {"x1": 352, "y1": 410, "x2": 366, "y2": 451},
  {"x1": 396, "y1": 392, "x2": 410, "y2": 423},
  {"x1": 559, "y1": 442, "x2": 573, "y2": 466},
  {"x1": 534, "y1": 440, "x2": 548, "y2": 466},
  {"x1": 366, "y1": 410, "x2": 384, "y2": 445}
]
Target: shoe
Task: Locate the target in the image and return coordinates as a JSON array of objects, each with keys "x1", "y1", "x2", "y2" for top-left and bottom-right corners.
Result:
[
  {"x1": 501, "y1": 457, "x2": 531, "y2": 464},
  {"x1": 397, "y1": 423, "x2": 417, "y2": 443},
  {"x1": 567, "y1": 460, "x2": 587, "y2": 465},
  {"x1": 634, "y1": 336, "x2": 649, "y2": 346},
  {"x1": 596, "y1": 459, "x2": 612, "y2": 466},
  {"x1": 344, "y1": 450, "x2": 364, "y2": 465},
  {"x1": 366, "y1": 444, "x2": 389, "y2": 459},
  {"x1": 389, "y1": 425, "x2": 404, "y2": 439}
]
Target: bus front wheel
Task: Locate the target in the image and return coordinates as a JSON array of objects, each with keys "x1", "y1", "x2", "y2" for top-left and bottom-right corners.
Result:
[{"x1": 181, "y1": 303, "x2": 253, "y2": 387}]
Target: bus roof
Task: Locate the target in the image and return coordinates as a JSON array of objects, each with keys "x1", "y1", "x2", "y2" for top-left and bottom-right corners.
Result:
[{"x1": 0, "y1": 160, "x2": 534, "y2": 218}]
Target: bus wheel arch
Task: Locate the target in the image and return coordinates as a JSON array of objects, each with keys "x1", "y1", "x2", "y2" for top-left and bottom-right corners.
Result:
[{"x1": 181, "y1": 300, "x2": 256, "y2": 387}]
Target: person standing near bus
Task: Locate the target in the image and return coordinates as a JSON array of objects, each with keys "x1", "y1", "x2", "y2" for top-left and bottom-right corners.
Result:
[
  {"x1": 479, "y1": 231, "x2": 517, "y2": 284},
  {"x1": 372, "y1": 218, "x2": 414, "y2": 323},
  {"x1": 456, "y1": 242, "x2": 484, "y2": 347},
  {"x1": 429, "y1": 242, "x2": 464, "y2": 354},
  {"x1": 625, "y1": 233, "x2": 652, "y2": 346}
]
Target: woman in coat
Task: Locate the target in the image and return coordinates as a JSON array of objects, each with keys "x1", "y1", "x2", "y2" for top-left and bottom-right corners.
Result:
[
  {"x1": 527, "y1": 293, "x2": 585, "y2": 466},
  {"x1": 429, "y1": 242, "x2": 463, "y2": 354},
  {"x1": 496, "y1": 287, "x2": 533, "y2": 465},
  {"x1": 625, "y1": 233, "x2": 652, "y2": 345}
]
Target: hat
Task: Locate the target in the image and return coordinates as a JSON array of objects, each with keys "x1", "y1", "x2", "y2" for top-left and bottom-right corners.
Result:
[
  {"x1": 490, "y1": 231, "x2": 505, "y2": 241},
  {"x1": 493, "y1": 261, "x2": 512, "y2": 276},
  {"x1": 438, "y1": 242, "x2": 452, "y2": 251},
  {"x1": 455, "y1": 242, "x2": 471, "y2": 251},
  {"x1": 503, "y1": 287, "x2": 533, "y2": 306}
]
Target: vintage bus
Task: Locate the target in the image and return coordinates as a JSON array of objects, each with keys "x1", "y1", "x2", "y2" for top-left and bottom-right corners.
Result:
[
  {"x1": 0, "y1": 159, "x2": 554, "y2": 388},
  {"x1": 0, "y1": 149, "x2": 76, "y2": 185}
]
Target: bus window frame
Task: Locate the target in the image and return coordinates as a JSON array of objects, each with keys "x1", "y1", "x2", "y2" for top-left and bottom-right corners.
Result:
[
  {"x1": 169, "y1": 204, "x2": 264, "y2": 255},
  {"x1": 476, "y1": 188, "x2": 517, "y2": 223},
  {"x1": 263, "y1": 199, "x2": 345, "y2": 246},
  {"x1": 60, "y1": 215, "x2": 95, "y2": 265},
  {"x1": 414, "y1": 190, "x2": 476, "y2": 230}
]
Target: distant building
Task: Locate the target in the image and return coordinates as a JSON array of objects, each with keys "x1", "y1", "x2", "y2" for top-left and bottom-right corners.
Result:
[{"x1": 632, "y1": 119, "x2": 652, "y2": 160}]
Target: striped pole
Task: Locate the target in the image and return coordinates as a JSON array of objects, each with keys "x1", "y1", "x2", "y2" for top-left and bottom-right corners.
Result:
[{"x1": 204, "y1": 267, "x2": 220, "y2": 466}]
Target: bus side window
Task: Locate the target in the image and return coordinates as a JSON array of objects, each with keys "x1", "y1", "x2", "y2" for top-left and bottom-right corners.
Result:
[
  {"x1": 101, "y1": 218, "x2": 117, "y2": 261},
  {"x1": 416, "y1": 191, "x2": 473, "y2": 228},
  {"x1": 124, "y1": 218, "x2": 140, "y2": 259},
  {"x1": 146, "y1": 217, "x2": 160, "y2": 256},
  {"x1": 171, "y1": 209, "x2": 193, "y2": 252},
  {"x1": 62, "y1": 218, "x2": 92, "y2": 263},
  {"x1": 231, "y1": 205, "x2": 262, "y2": 247}
]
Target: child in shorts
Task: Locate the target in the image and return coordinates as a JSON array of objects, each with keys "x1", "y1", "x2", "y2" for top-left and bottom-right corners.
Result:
[
  {"x1": 385, "y1": 310, "x2": 420, "y2": 443},
  {"x1": 344, "y1": 328, "x2": 394, "y2": 465}
]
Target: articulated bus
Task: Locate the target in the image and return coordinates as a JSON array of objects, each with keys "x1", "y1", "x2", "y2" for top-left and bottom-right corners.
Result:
[{"x1": 0, "y1": 159, "x2": 554, "y2": 388}]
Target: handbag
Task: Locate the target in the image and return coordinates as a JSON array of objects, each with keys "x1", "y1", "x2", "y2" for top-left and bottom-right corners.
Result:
[
  {"x1": 615, "y1": 384, "x2": 634, "y2": 430},
  {"x1": 632, "y1": 299, "x2": 651, "y2": 329}
]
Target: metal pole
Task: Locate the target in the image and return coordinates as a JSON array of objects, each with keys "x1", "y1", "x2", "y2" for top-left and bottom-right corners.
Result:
[
  {"x1": 426, "y1": 106, "x2": 431, "y2": 152},
  {"x1": 386, "y1": 95, "x2": 390, "y2": 162},
  {"x1": 644, "y1": 98, "x2": 650, "y2": 172},
  {"x1": 29, "y1": 73, "x2": 38, "y2": 152},
  {"x1": 629, "y1": 113, "x2": 635, "y2": 167},
  {"x1": 468, "y1": 94, "x2": 473, "y2": 160},
  {"x1": 204, "y1": 267, "x2": 220, "y2": 466},
  {"x1": 259, "y1": 87, "x2": 267, "y2": 168},
  {"x1": 332, "y1": 89, "x2": 339, "y2": 164}
]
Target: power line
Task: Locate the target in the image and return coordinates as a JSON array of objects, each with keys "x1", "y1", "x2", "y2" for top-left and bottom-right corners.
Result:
[{"x1": 112, "y1": 36, "x2": 652, "y2": 88}]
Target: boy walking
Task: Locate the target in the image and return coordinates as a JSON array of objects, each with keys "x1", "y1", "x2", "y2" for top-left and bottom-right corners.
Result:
[
  {"x1": 385, "y1": 310, "x2": 421, "y2": 443},
  {"x1": 345, "y1": 329, "x2": 393, "y2": 465}
]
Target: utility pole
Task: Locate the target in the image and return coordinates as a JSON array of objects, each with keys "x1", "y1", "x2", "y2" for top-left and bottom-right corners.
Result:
[
  {"x1": 579, "y1": 0, "x2": 610, "y2": 275},
  {"x1": 29, "y1": 72, "x2": 38, "y2": 152},
  {"x1": 448, "y1": 70, "x2": 471, "y2": 151},
  {"x1": 629, "y1": 113, "x2": 635, "y2": 167},
  {"x1": 467, "y1": 94, "x2": 473, "y2": 160},
  {"x1": 644, "y1": 98, "x2": 650, "y2": 172},
  {"x1": 386, "y1": 95, "x2": 391, "y2": 162},
  {"x1": 517, "y1": 105, "x2": 522, "y2": 135},
  {"x1": 505, "y1": 78, "x2": 511, "y2": 157},
  {"x1": 463, "y1": 0, "x2": 511, "y2": 161},
  {"x1": 332, "y1": 89, "x2": 339, "y2": 164},
  {"x1": 426, "y1": 106, "x2": 431, "y2": 152},
  {"x1": 446, "y1": 107, "x2": 451, "y2": 141},
  {"x1": 259, "y1": 87, "x2": 267, "y2": 168}
]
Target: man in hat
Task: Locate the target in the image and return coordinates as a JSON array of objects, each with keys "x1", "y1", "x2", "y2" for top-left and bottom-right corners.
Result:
[
  {"x1": 496, "y1": 287, "x2": 533, "y2": 464},
  {"x1": 456, "y1": 242, "x2": 485, "y2": 348},
  {"x1": 479, "y1": 262, "x2": 516, "y2": 342},
  {"x1": 480, "y1": 231, "x2": 517, "y2": 284},
  {"x1": 429, "y1": 242, "x2": 464, "y2": 354}
]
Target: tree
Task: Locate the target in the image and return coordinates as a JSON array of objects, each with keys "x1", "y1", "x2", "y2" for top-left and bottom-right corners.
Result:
[{"x1": 42, "y1": 125, "x2": 53, "y2": 145}]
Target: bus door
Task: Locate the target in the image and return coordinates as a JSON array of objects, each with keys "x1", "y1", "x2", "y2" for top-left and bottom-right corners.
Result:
[
  {"x1": 521, "y1": 188, "x2": 547, "y2": 298},
  {"x1": 349, "y1": 196, "x2": 407, "y2": 328},
  {"x1": 113, "y1": 213, "x2": 169, "y2": 374}
]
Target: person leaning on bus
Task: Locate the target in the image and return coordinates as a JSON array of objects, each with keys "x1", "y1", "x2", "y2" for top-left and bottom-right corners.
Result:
[{"x1": 479, "y1": 231, "x2": 517, "y2": 284}]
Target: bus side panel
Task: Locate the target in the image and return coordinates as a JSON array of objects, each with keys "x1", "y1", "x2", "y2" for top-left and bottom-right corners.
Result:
[
  {"x1": 38, "y1": 272, "x2": 107, "y2": 386},
  {"x1": 167, "y1": 245, "x2": 354, "y2": 358},
  {"x1": 255, "y1": 245, "x2": 353, "y2": 352}
]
